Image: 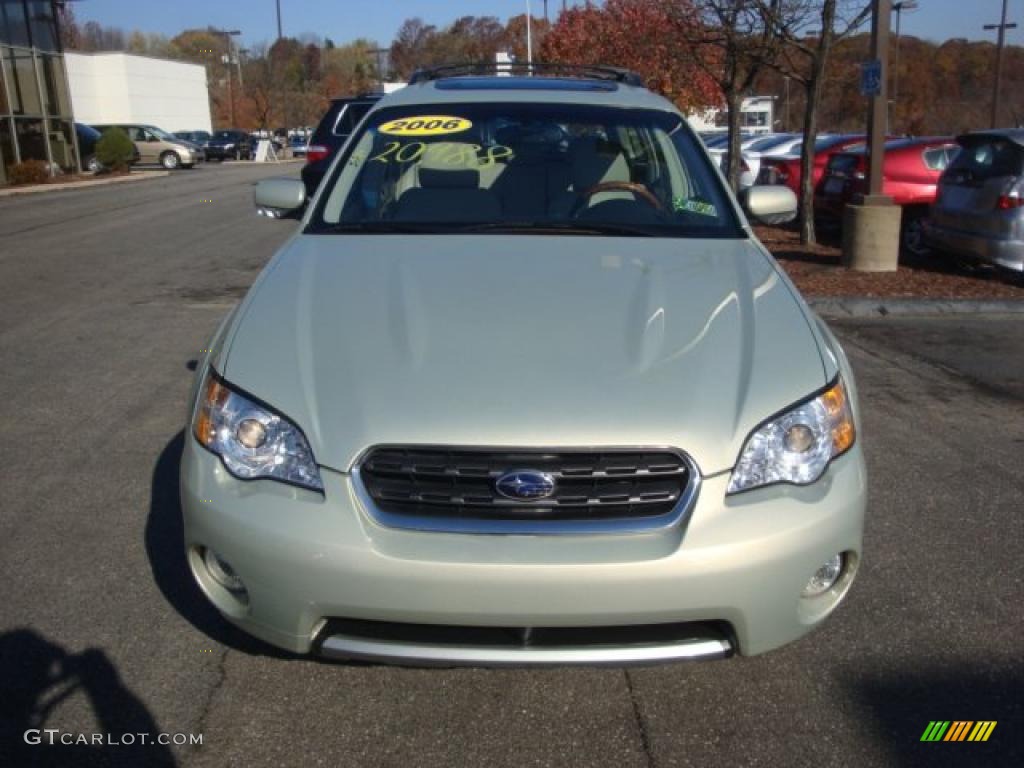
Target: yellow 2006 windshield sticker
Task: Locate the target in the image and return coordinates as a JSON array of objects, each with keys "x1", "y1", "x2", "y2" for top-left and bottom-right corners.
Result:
[{"x1": 378, "y1": 116, "x2": 472, "y2": 137}]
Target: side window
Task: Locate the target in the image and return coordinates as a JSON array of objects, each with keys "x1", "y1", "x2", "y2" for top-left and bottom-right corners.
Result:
[
  {"x1": 335, "y1": 103, "x2": 373, "y2": 137},
  {"x1": 923, "y1": 147, "x2": 950, "y2": 171},
  {"x1": 334, "y1": 106, "x2": 355, "y2": 137}
]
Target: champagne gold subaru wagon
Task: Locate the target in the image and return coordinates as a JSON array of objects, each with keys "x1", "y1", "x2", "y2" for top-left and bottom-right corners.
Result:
[{"x1": 181, "y1": 64, "x2": 866, "y2": 666}]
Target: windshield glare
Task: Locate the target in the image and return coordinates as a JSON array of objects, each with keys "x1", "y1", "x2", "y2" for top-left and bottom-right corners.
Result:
[{"x1": 312, "y1": 103, "x2": 739, "y2": 237}]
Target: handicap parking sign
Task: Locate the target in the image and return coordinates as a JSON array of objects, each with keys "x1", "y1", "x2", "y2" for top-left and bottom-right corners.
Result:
[{"x1": 860, "y1": 60, "x2": 882, "y2": 96}]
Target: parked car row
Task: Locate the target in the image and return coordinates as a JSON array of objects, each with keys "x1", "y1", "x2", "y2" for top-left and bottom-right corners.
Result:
[
  {"x1": 71, "y1": 121, "x2": 314, "y2": 173},
  {"x1": 814, "y1": 136, "x2": 958, "y2": 255},
  {"x1": 744, "y1": 127, "x2": 1023, "y2": 277}
]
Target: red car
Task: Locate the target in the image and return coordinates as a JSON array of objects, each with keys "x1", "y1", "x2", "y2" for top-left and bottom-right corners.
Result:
[
  {"x1": 756, "y1": 134, "x2": 867, "y2": 196},
  {"x1": 815, "y1": 137, "x2": 958, "y2": 255}
]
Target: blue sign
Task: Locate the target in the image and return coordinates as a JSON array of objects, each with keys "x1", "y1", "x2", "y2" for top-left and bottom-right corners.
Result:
[{"x1": 860, "y1": 60, "x2": 882, "y2": 97}]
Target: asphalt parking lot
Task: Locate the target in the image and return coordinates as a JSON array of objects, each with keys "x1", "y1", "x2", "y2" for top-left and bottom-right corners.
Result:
[{"x1": 0, "y1": 162, "x2": 1021, "y2": 768}]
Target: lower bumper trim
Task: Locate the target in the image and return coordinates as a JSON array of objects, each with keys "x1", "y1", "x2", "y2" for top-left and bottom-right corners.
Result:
[{"x1": 316, "y1": 619, "x2": 734, "y2": 667}]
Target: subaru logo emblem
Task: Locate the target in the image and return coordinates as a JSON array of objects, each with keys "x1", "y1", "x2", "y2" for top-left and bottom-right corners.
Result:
[{"x1": 495, "y1": 470, "x2": 556, "y2": 501}]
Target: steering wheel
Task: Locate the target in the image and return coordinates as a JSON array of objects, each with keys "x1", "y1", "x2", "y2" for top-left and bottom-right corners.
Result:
[{"x1": 573, "y1": 181, "x2": 663, "y2": 215}]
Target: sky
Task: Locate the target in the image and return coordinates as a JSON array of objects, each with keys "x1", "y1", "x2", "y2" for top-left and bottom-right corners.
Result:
[{"x1": 75, "y1": 0, "x2": 1023, "y2": 50}]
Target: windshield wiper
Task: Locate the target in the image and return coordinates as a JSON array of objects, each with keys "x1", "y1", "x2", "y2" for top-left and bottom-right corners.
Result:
[{"x1": 455, "y1": 221, "x2": 655, "y2": 237}]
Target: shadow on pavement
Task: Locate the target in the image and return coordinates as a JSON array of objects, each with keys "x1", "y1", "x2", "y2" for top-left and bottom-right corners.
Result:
[
  {"x1": 846, "y1": 664, "x2": 1023, "y2": 766},
  {"x1": 0, "y1": 629, "x2": 176, "y2": 767},
  {"x1": 145, "y1": 431, "x2": 287, "y2": 657}
]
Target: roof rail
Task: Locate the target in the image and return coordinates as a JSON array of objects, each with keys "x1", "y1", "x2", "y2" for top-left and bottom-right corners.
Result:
[{"x1": 408, "y1": 62, "x2": 645, "y2": 88}]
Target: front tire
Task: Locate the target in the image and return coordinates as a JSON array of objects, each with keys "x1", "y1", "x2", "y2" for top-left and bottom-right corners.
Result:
[
  {"x1": 160, "y1": 151, "x2": 181, "y2": 170},
  {"x1": 85, "y1": 155, "x2": 101, "y2": 173}
]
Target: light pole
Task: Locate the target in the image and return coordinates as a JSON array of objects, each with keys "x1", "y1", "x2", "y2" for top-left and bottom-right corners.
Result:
[
  {"x1": 985, "y1": 0, "x2": 1018, "y2": 128},
  {"x1": 214, "y1": 29, "x2": 242, "y2": 126},
  {"x1": 890, "y1": 1, "x2": 917, "y2": 134},
  {"x1": 843, "y1": 0, "x2": 901, "y2": 273},
  {"x1": 526, "y1": 0, "x2": 533, "y2": 66},
  {"x1": 275, "y1": 0, "x2": 283, "y2": 40}
]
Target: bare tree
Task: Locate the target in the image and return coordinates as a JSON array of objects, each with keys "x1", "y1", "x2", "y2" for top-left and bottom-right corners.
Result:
[
  {"x1": 673, "y1": 0, "x2": 784, "y2": 192},
  {"x1": 759, "y1": 0, "x2": 871, "y2": 244}
]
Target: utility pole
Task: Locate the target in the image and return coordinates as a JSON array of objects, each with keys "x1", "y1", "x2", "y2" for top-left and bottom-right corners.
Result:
[
  {"x1": 985, "y1": 0, "x2": 1018, "y2": 128},
  {"x1": 214, "y1": 29, "x2": 242, "y2": 126},
  {"x1": 843, "y1": 0, "x2": 901, "y2": 272},
  {"x1": 275, "y1": 0, "x2": 283, "y2": 40},
  {"x1": 526, "y1": 0, "x2": 533, "y2": 66},
  {"x1": 865, "y1": 0, "x2": 891, "y2": 199},
  {"x1": 891, "y1": 1, "x2": 917, "y2": 134}
]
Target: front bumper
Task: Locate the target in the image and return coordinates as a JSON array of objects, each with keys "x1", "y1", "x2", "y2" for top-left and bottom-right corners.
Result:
[
  {"x1": 923, "y1": 219, "x2": 1024, "y2": 272},
  {"x1": 180, "y1": 438, "x2": 866, "y2": 663}
]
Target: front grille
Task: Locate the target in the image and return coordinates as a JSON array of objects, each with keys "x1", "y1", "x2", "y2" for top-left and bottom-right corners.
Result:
[{"x1": 357, "y1": 447, "x2": 694, "y2": 525}]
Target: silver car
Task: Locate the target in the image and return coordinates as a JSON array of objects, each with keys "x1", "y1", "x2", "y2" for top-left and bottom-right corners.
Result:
[
  {"x1": 181, "y1": 65, "x2": 866, "y2": 666},
  {"x1": 925, "y1": 129, "x2": 1024, "y2": 273}
]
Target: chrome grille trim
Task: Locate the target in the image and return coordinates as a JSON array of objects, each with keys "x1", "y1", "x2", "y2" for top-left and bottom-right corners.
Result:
[{"x1": 351, "y1": 445, "x2": 702, "y2": 535}]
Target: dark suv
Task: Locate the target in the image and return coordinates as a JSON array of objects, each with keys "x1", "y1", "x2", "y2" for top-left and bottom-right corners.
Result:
[
  {"x1": 205, "y1": 130, "x2": 254, "y2": 161},
  {"x1": 301, "y1": 96, "x2": 380, "y2": 195}
]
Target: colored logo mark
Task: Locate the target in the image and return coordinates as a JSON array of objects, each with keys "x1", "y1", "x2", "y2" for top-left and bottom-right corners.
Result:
[{"x1": 920, "y1": 721, "x2": 997, "y2": 742}]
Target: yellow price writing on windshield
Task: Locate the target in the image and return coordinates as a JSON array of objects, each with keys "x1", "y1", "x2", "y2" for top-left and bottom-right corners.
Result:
[{"x1": 378, "y1": 116, "x2": 473, "y2": 136}]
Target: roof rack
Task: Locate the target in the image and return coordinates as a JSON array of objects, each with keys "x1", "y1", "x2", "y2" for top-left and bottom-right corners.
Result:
[{"x1": 408, "y1": 62, "x2": 645, "y2": 88}]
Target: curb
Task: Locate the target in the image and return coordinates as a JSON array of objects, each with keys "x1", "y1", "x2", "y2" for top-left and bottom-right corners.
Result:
[
  {"x1": 808, "y1": 296, "x2": 1024, "y2": 317},
  {"x1": 0, "y1": 171, "x2": 170, "y2": 198}
]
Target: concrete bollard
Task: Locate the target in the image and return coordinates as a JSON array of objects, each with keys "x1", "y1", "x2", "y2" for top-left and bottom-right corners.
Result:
[{"x1": 841, "y1": 201, "x2": 902, "y2": 272}]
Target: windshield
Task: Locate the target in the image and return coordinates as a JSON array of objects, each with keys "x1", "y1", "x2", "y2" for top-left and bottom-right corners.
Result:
[
  {"x1": 310, "y1": 103, "x2": 740, "y2": 237},
  {"x1": 213, "y1": 131, "x2": 238, "y2": 140}
]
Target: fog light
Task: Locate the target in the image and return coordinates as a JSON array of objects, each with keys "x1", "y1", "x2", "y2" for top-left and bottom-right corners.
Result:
[
  {"x1": 203, "y1": 548, "x2": 246, "y2": 594},
  {"x1": 802, "y1": 554, "x2": 843, "y2": 597}
]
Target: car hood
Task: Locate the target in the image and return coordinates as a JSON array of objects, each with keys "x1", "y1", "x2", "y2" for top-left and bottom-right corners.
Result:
[{"x1": 222, "y1": 235, "x2": 826, "y2": 475}]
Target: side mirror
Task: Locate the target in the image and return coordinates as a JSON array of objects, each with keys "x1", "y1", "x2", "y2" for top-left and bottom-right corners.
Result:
[
  {"x1": 147, "y1": 135, "x2": 159, "y2": 143},
  {"x1": 739, "y1": 185, "x2": 798, "y2": 226},
  {"x1": 254, "y1": 178, "x2": 307, "y2": 219}
]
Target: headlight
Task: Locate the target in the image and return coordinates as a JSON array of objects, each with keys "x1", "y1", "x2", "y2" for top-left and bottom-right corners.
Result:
[
  {"x1": 224, "y1": 143, "x2": 235, "y2": 150},
  {"x1": 192, "y1": 370, "x2": 323, "y2": 491},
  {"x1": 727, "y1": 378, "x2": 855, "y2": 494}
]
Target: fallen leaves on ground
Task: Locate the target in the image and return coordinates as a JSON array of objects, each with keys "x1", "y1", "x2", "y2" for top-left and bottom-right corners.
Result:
[{"x1": 756, "y1": 225, "x2": 1024, "y2": 300}]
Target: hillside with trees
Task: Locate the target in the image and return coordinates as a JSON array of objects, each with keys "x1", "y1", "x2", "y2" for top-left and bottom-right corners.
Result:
[{"x1": 58, "y1": 3, "x2": 1023, "y2": 135}]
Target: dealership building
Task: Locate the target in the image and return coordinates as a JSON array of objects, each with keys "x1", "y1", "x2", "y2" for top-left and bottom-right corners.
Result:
[
  {"x1": 65, "y1": 52, "x2": 212, "y2": 134},
  {"x1": 0, "y1": 0, "x2": 77, "y2": 184}
]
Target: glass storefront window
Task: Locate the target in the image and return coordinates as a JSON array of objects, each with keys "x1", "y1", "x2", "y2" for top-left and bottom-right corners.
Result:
[
  {"x1": 1, "y1": 2, "x2": 32, "y2": 48},
  {"x1": 0, "y1": 116, "x2": 16, "y2": 182},
  {"x1": 46, "y1": 117, "x2": 72, "y2": 170},
  {"x1": 4, "y1": 47, "x2": 42, "y2": 115},
  {"x1": 27, "y1": 1, "x2": 58, "y2": 52},
  {"x1": 0, "y1": 59, "x2": 8, "y2": 112},
  {"x1": 14, "y1": 116, "x2": 45, "y2": 162},
  {"x1": 39, "y1": 52, "x2": 67, "y2": 116}
]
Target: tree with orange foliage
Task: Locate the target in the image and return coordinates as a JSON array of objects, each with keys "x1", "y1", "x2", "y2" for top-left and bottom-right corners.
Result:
[{"x1": 541, "y1": 0, "x2": 721, "y2": 115}]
